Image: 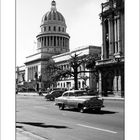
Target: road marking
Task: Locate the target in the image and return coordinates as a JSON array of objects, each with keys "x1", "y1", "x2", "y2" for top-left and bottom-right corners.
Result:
[{"x1": 77, "y1": 124, "x2": 117, "y2": 134}]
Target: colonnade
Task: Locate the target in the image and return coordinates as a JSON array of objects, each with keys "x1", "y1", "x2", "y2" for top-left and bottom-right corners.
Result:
[
  {"x1": 38, "y1": 36, "x2": 69, "y2": 48},
  {"x1": 98, "y1": 68, "x2": 123, "y2": 96},
  {"x1": 113, "y1": 15, "x2": 121, "y2": 54},
  {"x1": 102, "y1": 13, "x2": 121, "y2": 58}
]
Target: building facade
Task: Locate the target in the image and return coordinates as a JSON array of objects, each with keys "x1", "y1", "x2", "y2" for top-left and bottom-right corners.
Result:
[
  {"x1": 53, "y1": 45, "x2": 101, "y2": 90},
  {"x1": 25, "y1": 0, "x2": 70, "y2": 84},
  {"x1": 16, "y1": 65, "x2": 25, "y2": 85},
  {"x1": 22, "y1": 1, "x2": 101, "y2": 90},
  {"x1": 96, "y1": 0, "x2": 124, "y2": 97}
]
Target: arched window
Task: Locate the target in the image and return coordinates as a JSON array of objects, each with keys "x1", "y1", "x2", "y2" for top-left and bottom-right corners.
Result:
[
  {"x1": 54, "y1": 26, "x2": 56, "y2": 31},
  {"x1": 58, "y1": 27, "x2": 61, "y2": 31},
  {"x1": 44, "y1": 27, "x2": 46, "y2": 32}
]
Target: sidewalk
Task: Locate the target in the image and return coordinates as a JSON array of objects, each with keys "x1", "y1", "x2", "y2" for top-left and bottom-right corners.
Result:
[
  {"x1": 16, "y1": 128, "x2": 49, "y2": 140},
  {"x1": 17, "y1": 92, "x2": 124, "y2": 101},
  {"x1": 17, "y1": 92, "x2": 39, "y2": 96},
  {"x1": 102, "y1": 96, "x2": 124, "y2": 101}
]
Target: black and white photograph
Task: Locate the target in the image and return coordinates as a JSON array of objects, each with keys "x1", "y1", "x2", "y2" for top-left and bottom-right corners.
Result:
[
  {"x1": 1, "y1": 0, "x2": 139, "y2": 140},
  {"x1": 15, "y1": 0, "x2": 125, "y2": 139}
]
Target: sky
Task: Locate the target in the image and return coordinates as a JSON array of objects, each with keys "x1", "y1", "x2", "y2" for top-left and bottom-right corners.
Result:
[{"x1": 16, "y1": 0, "x2": 106, "y2": 66}]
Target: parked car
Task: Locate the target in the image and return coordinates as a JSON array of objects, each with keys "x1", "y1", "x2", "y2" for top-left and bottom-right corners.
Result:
[
  {"x1": 45, "y1": 90, "x2": 65, "y2": 101},
  {"x1": 55, "y1": 90, "x2": 104, "y2": 113}
]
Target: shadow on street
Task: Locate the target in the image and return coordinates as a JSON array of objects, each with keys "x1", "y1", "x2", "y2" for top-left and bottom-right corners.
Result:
[
  {"x1": 16, "y1": 125, "x2": 23, "y2": 129},
  {"x1": 16, "y1": 122, "x2": 71, "y2": 129},
  {"x1": 62, "y1": 108, "x2": 118, "y2": 114}
]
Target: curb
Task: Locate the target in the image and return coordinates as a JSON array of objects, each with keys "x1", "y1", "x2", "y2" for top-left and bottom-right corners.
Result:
[
  {"x1": 102, "y1": 97, "x2": 124, "y2": 101},
  {"x1": 16, "y1": 128, "x2": 49, "y2": 140},
  {"x1": 17, "y1": 92, "x2": 39, "y2": 96}
]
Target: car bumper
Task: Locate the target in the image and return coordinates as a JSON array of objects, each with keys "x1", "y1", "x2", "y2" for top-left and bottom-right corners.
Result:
[{"x1": 84, "y1": 105, "x2": 105, "y2": 110}]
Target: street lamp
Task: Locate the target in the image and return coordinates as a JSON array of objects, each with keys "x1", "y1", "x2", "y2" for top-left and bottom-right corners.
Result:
[{"x1": 114, "y1": 55, "x2": 121, "y2": 63}]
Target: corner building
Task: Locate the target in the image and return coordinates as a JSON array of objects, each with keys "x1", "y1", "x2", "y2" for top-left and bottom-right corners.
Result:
[{"x1": 96, "y1": 0, "x2": 124, "y2": 97}]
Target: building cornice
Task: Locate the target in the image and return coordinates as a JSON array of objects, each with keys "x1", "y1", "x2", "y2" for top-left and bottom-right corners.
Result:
[{"x1": 96, "y1": 57, "x2": 124, "y2": 67}]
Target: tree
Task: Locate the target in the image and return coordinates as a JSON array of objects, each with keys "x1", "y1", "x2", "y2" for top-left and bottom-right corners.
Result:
[
  {"x1": 41, "y1": 58, "x2": 61, "y2": 88},
  {"x1": 68, "y1": 53, "x2": 85, "y2": 90},
  {"x1": 42, "y1": 54, "x2": 100, "y2": 90},
  {"x1": 85, "y1": 55, "x2": 100, "y2": 91}
]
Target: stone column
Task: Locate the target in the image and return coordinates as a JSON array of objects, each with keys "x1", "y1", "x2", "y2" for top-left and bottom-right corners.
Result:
[
  {"x1": 113, "y1": 69, "x2": 118, "y2": 96},
  {"x1": 42, "y1": 37, "x2": 44, "y2": 47},
  {"x1": 49, "y1": 36, "x2": 51, "y2": 46},
  {"x1": 31, "y1": 67, "x2": 33, "y2": 80},
  {"x1": 52, "y1": 36, "x2": 54, "y2": 46},
  {"x1": 64, "y1": 37, "x2": 65, "y2": 47},
  {"x1": 102, "y1": 19, "x2": 107, "y2": 59},
  {"x1": 45, "y1": 37, "x2": 46, "y2": 46},
  {"x1": 117, "y1": 15, "x2": 121, "y2": 53},
  {"x1": 65, "y1": 38, "x2": 67, "y2": 48},
  {"x1": 54, "y1": 36, "x2": 56, "y2": 46},
  {"x1": 98, "y1": 70, "x2": 102, "y2": 95},
  {"x1": 42, "y1": 37, "x2": 43, "y2": 47},
  {"x1": 114, "y1": 17, "x2": 118, "y2": 53},
  {"x1": 118, "y1": 68, "x2": 121, "y2": 96},
  {"x1": 108, "y1": 16, "x2": 114, "y2": 57},
  {"x1": 56, "y1": 36, "x2": 58, "y2": 46},
  {"x1": 44, "y1": 37, "x2": 45, "y2": 46},
  {"x1": 28, "y1": 68, "x2": 30, "y2": 81},
  {"x1": 32, "y1": 67, "x2": 34, "y2": 79},
  {"x1": 30, "y1": 67, "x2": 32, "y2": 80},
  {"x1": 29, "y1": 68, "x2": 31, "y2": 80},
  {"x1": 47, "y1": 37, "x2": 49, "y2": 46},
  {"x1": 60, "y1": 37, "x2": 62, "y2": 47},
  {"x1": 40, "y1": 38, "x2": 42, "y2": 47},
  {"x1": 58, "y1": 37, "x2": 60, "y2": 46},
  {"x1": 62, "y1": 37, "x2": 64, "y2": 47},
  {"x1": 28, "y1": 68, "x2": 29, "y2": 81},
  {"x1": 67, "y1": 38, "x2": 69, "y2": 50}
]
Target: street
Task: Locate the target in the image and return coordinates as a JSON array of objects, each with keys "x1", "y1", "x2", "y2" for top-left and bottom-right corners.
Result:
[{"x1": 16, "y1": 94, "x2": 124, "y2": 140}]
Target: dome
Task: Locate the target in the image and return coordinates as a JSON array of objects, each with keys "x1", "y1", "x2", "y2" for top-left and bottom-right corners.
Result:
[{"x1": 41, "y1": 1, "x2": 66, "y2": 26}]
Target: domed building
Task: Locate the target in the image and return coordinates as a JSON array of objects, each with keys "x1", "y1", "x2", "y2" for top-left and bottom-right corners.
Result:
[
  {"x1": 23, "y1": 0, "x2": 101, "y2": 91},
  {"x1": 24, "y1": 0, "x2": 70, "y2": 88},
  {"x1": 36, "y1": 0, "x2": 70, "y2": 54}
]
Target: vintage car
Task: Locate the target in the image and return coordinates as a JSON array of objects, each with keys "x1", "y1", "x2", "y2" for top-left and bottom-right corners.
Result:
[
  {"x1": 55, "y1": 90, "x2": 104, "y2": 113},
  {"x1": 45, "y1": 90, "x2": 65, "y2": 101}
]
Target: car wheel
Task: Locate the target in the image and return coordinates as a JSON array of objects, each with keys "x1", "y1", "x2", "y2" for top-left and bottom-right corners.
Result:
[
  {"x1": 59, "y1": 104, "x2": 65, "y2": 110},
  {"x1": 80, "y1": 107, "x2": 85, "y2": 113},
  {"x1": 78, "y1": 104, "x2": 85, "y2": 113}
]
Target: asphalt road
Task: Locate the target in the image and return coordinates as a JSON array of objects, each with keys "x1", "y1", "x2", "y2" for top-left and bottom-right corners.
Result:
[{"x1": 16, "y1": 95, "x2": 124, "y2": 140}]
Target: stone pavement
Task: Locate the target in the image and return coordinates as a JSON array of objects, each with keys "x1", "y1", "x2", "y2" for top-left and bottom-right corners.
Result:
[{"x1": 16, "y1": 128, "x2": 49, "y2": 140}]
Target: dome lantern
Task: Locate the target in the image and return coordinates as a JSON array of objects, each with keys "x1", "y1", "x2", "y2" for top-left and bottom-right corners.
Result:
[
  {"x1": 51, "y1": 0, "x2": 56, "y2": 11},
  {"x1": 41, "y1": 0, "x2": 66, "y2": 26}
]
